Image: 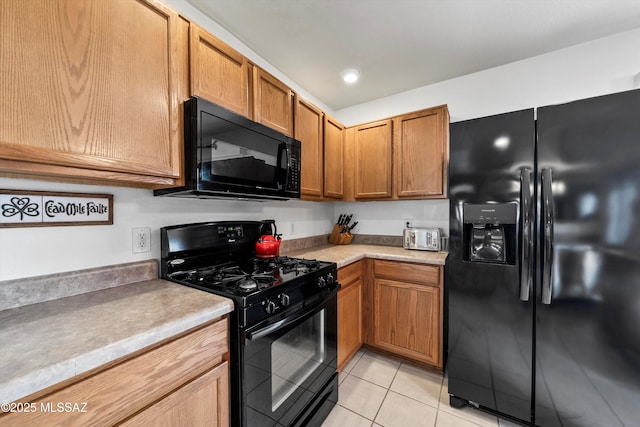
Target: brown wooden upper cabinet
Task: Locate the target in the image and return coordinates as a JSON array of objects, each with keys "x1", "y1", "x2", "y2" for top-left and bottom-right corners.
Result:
[
  {"x1": 252, "y1": 66, "x2": 295, "y2": 137},
  {"x1": 354, "y1": 120, "x2": 393, "y2": 199},
  {"x1": 190, "y1": 25, "x2": 294, "y2": 137},
  {"x1": 295, "y1": 98, "x2": 324, "y2": 199},
  {"x1": 323, "y1": 115, "x2": 345, "y2": 199},
  {"x1": 0, "y1": 0, "x2": 188, "y2": 187},
  {"x1": 346, "y1": 105, "x2": 449, "y2": 201},
  {"x1": 190, "y1": 23, "x2": 250, "y2": 118},
  {"x1": 295, "y1": 98, "x2": 345, "y2": 200},
  {"x1": 393, "y1": 105, "x2": 449, "y2": 199}
]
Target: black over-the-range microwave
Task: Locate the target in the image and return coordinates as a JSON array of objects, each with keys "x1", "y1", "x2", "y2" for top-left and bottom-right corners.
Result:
[{"x1": 154, "y1": 96, "x2": 301, "y2": 201}]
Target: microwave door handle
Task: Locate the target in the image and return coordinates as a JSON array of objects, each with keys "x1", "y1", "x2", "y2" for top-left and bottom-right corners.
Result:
[
  {"x1": 519, "y1": 168, "x2": 532, "y2": 301},
  {"x1": 541, "y1": 168, "x2": 555, "y2": 305},
  {"x1": 277, "y1": 142, "x2": 290, "y2": 189}
]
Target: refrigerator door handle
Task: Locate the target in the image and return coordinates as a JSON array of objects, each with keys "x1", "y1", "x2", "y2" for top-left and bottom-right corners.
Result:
[
  {"x1": 541, "y1": 168, "x2": 555, "y2": 305},
  {"x1": 519, "y1": 168, "x2": 533, "y2": 301}
]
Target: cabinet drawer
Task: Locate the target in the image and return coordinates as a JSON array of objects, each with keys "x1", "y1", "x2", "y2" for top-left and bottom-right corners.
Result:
[
  {"x1": 373, "y1": 260, "x2": 440, "y2": 286},
  {"x1": 338, "y1": 261, "x2": 363, "y2": 288},
  {"x1": 2, "y1": 319, "x2": 228, "y2": 427}
]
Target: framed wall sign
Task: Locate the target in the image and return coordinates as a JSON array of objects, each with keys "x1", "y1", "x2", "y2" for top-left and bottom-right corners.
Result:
[{"x1": 0, "y1": 190, "x2": 113, "y2": 227}]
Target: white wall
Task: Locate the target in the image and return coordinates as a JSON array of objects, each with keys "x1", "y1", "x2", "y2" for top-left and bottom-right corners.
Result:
[
  {"x1": 331, "y1": 27, "x2": 640, "y2": 238},
  {"x1": 0, "y1": 177, "x2": 334, "y2": 281},
  {"x1": 2, "y1": 13, "x2": 640, "y2": 281},
  {"x1": 162, "y1": 0, "x2": 336, "y2": 115},
  {"x1": 0, "y1": 0, "x2": 341, "y2": 282},
  {"x1": 336, "y1": 28, "x2": 640, "y2": 125},
  {"x1": 334, "y1": 200, "x2": 449, "y2": 236}
]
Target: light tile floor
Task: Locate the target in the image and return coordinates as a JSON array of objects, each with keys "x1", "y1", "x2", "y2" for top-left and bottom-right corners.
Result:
[{"x1": 322, "y1": 348, "x2": 522, "y2": 427}]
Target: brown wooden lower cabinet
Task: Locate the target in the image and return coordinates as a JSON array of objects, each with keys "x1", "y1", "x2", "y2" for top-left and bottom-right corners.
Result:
[
  {"x1": 337, "y1": 258, "x2": 443, "y2": 372},
  {"x1": 0, "y1": 318, "x2": 230, "y2": 427},
  {"x1": 337, "y1": 261, "x2": 363, "y2": 371},
  {"x1": 120, "y1": 361, "x2": 228, "y2": 426},
  {"x1": 365, "y1": 259, "x2": 444, "y2": 371}
]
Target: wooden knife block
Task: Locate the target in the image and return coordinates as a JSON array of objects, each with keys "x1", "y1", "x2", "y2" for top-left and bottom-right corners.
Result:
[{"x1": 328, "y1": 224, "x2": 353, "y2": 245}]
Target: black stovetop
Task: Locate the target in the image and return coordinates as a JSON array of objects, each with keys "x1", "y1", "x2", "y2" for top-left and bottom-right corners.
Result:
[
  {"x1": 167, "y1": 256, "x2": 330, "y2": 298},
  {"x1": 160, "y1": 221, "x2": 339, "y2": 326}
]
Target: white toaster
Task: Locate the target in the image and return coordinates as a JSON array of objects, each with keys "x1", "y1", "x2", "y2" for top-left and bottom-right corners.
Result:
[{"x1": 403, "y1": 228, "x2": 441, "y2": 251}]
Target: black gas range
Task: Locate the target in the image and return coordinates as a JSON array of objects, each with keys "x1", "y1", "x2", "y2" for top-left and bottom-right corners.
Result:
[
  {"x1": 160, "y1": 221, "x2": 339, "y2": 427},
  {"x1": 166, "y1": 255, "x2": 337, "y2": 328}
]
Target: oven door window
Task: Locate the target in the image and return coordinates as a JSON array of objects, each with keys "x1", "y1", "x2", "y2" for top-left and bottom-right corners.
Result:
[
  {"x1": 271, "y1": 310, "x2": 325, "y2": 411},
  {"x1": 244, "y1": 298, "x2": 337, "y2": 426}
]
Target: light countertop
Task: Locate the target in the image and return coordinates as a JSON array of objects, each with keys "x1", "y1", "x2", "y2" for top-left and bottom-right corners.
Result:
[
  {"x1": 0, "y1": 274, "x2": 232, "y2": 405},
  {"x1": 0, "y1": 245, "x2": 444, "y2": 405},
  {"x1": 285, "y1": 244, "x2": 447, "y2": 267}
]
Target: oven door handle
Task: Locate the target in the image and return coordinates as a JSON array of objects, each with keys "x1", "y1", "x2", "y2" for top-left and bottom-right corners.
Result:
[
  {"x1": 246, "y1": 288, "x2": 338, "y2": 341},
  {"x1": 248, "y1": 317, "x2": 291, "y2": 341}
]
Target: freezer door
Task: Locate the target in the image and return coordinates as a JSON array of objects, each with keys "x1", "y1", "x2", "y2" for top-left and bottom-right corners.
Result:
[
  {"x1": 536, "y1": 89, "x2": 640, "y2": 427},
  {"x1": 448, "y1": 109, "x2": 535, "y2": 423}
]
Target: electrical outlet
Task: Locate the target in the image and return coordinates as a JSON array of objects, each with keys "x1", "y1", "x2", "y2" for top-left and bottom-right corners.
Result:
[
  {"x1": 132, "y1": 227, "x2": 151, "y2": 253},
  {"x1": 290, "y1": 222, "x2": 296, "y2": 235},
  {"x1": 404, "y1": 218, "x2": 414, "y2": 229}
]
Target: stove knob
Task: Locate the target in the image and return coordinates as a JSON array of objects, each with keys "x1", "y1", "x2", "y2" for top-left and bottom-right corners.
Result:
[
  {"x1": 280, "y1": 293, "x2": 290, "y2": 307},
  {"x1": 327, "y1": 273, "x2": 334, "y2": 283},
  {"x1": 317, "y1": 277, "x2": 326, "y2": 288},
  {"x1": 265, "y1": 300, "x2": 276, "y2": 314}
]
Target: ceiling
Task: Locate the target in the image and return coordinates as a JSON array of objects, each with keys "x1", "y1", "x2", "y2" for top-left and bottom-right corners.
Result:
[{"x1": 185, "y1": 0, "x2": 640, "y2": 111}]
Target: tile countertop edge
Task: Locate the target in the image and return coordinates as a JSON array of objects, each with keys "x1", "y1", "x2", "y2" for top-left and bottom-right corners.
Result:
[{"x1": 0, "y1": 281, "x2": 233, "y2": 406}]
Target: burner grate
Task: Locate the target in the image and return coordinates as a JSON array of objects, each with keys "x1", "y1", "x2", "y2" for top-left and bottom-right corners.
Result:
[
  {"x1": 256, "y1": 257, "x2": 321, "y2": 275},
  {"x1": 170, "y1": 256, "x2": 327, "y2": 296}
]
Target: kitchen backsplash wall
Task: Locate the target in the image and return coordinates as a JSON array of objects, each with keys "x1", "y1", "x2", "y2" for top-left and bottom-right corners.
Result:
[
  {"x1": 0, "y1": 177, "x2": 335, "y2": 281},
  {"x1": 333, "y1": 200, "x2": 449, "y2": 236},
  {"x1": 0, "y1": 176, "x2": 448, "y2": 281}
]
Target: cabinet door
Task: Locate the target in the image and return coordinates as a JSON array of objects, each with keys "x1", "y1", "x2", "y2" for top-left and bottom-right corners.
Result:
[
  {"x1": 337, "y1": 262, "x2": 363, "y2": 370},
  {"x1": 0, "y1": 0, "x2": 187, "y2": 186},
  {"x1": 323, "y1": 115, "x2": 345, "y2": 199},
  {"x1": 252, "y1": 67, "x2": 294, "y2": 136},
  {"x1": 342, "y1": 127, "x2": 356, "y2": 201},
  {"x1": 190, "y1": 24, "x2": 250, "y2": 117},
  {"x1": 120, "y1": 361, "x2": 229, "y2": 427},
  {"x1": 394, "y1": 106, "x2": 449, "y2": 198},
  {"x1": 354, "y1": 120, "x2": 392, "y2": 199},
  {"x1": 295, "y1": 99, "x2": 324, "y2": 199},
  {"x1": 373, "y1": 278, "x2": 440, "y2": 367}
]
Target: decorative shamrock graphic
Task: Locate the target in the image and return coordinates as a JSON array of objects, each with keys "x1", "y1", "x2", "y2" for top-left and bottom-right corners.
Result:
[{"x1": 2, "y1": 197, "x2": 40, "y2": 220}]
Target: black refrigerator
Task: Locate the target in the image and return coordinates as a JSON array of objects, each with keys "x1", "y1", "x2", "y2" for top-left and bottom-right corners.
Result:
[{"x1": 447, "y1": 89, "x2": 640, "y2": 427}]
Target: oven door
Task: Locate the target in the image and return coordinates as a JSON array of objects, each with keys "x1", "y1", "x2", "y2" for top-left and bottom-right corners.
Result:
[{"x1": 242, "y1": 290, "x2": 338, "y2": 427}]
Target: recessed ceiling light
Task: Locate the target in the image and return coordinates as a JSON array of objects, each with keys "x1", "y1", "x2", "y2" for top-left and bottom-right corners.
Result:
[{"x1": 341, "y1": 68, "x2": 360, "y2": 84}]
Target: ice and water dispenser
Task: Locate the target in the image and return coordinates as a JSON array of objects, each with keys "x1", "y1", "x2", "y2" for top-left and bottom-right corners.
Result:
[{"x1": 463, "y1": 203, "x2": 517, "y2": 265}]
